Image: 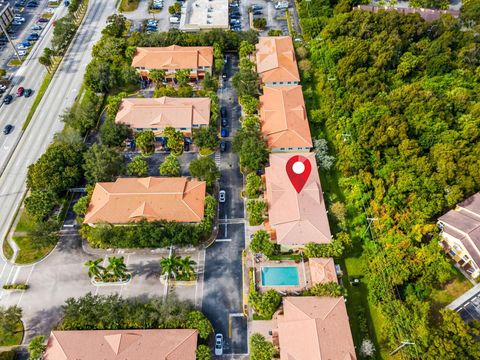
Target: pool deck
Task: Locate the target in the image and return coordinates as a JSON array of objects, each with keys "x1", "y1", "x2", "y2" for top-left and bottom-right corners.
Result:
[{"x1": 255, "y1": 259, "x2": 311, "y2": 294}]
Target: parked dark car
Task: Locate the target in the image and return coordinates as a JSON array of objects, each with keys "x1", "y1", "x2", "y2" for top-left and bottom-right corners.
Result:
[
  {"x1": 24, "y1": 88, "x2": 32, "y2": 97},
  {"x1": 26, "y1": 2, "x2": 39, "y2": 7},
  {"x1": 38, "y1": 18, "x2": 50, "y2": 23},
  {"x1": 220, "y1": 106, "x2": 227, "y2": 117},
  {"x1": 253, "y1": 10, "x2": 263, "y2": 15},
  {"x1": 183, "y1": 142, "x2": 190, "y2": 152},
  {"x1": 221, "y1": 117, "x2": 228, "y2": 127},
  {"x1": 220, "y1": 141, "x2": 227, "y2": 152},
  {"x1": 27, "y1": 33, "x2": 39, "y2": 41},
  {"x1": 3, "y1": 94, "x2": 13, "y2": 104},
  {"x1": 221, "y1": 127, "x2": 228, "y2": 137},
  {"x1": 16, "y1": 86, "x2": 24, "y2": 97},
  {"x1": 3, "y1": 124, "x2": 13, "y2": 135}
]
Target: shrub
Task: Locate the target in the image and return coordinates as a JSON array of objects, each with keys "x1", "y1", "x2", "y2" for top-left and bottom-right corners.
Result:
[
  {"x1": 245, "y1": 173, "x2": 263, "y2": 198},
  {"x1": 127, "y1": 156, "x2": 149, "y2": 176},
  {"x1": 2, "y1": 284, "x2": 29, "y2": 290},
  {"x1": 248, "y1": 289, "x2": 281, "y2": 319},
  {"x1": 250, "y1": 333, "x2": 277, "y2": 360},
  {"x1": 246, "y1": 200, "x2": 266, "y2": 226},
  {"x1": 304, "y1": 282, "x2": 346, "y2": 297},
  {"x1": 135, "y1": 130, "x2": 155, "y2": 156},
  {"x1": 304, "y1": 240, "x2": 345, "y2": 258},
  {"x1": 196, "y1": 344, "x2": 211, "y2": 360},
  {"x1": 159, "y1": 154, "x2": 181, "y2": 177},
  {"x1": 253, "y1": 18, "x2": 267, "y2": 30},
  {"x1": 249, "y1": 230, "x2": 275, "y2": 257}
]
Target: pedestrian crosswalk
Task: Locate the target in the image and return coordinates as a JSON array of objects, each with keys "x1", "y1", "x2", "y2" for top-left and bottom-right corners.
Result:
[{"x1": 214, "y1": 152, "x2": 221, "y2": 166}]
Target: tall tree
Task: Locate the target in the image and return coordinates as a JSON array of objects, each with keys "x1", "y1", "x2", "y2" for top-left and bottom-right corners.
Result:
[
  {"x1": 159, "y1": 154, "x2": 181, "y2": 177},
  {"x1": 135, "y1": 130, "x2": 155, "y2": 156},
  {"x1": 127, "y1": 155, "x2": 149, "y2": 176},
  {"x1": 84, "y1": 259, "x2": 105, "y2": 280},
  {"x1": 83, "y1": 144, "x2": 124, "y2": 183},
  {"x1": 189, "y1": 156, "x2": 220, "y2": 186}
]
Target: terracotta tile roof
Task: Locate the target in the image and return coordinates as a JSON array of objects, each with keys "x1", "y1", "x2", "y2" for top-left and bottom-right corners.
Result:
[
  {"x1": 132, "y1": 45, "x2": 213, "y2": 70},
  {"x1": 115, "y1": 97, "x2": 211, "y2": 130},
  {"x1": 277, "y1": 297, "x2": 356, "y2": 360},
  {"x1": 265, "y1": 153, "x2": 332, "y2": 246},
  {"x1": 84, "y1": 177, "x2": 206, "y2": 225},
  {"x1": 259, "y1": 85, "x2": 312, "y2": 149},
  {"x1": 309, "y1": 258, "x2": 338, "y2": 284},
  {"x1": 43, "y1": 329, "x2": 198, "y2": 360},
  {"x1": 439, "y1": 192, "x2": 480, "y2": 267},
  {"x1": 256, "y1": 37, "x2": 300, "y2": 83}
]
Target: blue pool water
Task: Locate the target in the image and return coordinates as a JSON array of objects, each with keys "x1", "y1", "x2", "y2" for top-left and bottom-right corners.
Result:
[{"x1": 261, "y1": 266, "x2": 300, "y2": 286}]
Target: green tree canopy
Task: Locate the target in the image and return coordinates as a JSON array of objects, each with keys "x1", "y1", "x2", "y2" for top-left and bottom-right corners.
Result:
[
  {"x1": 27, "y1": 141, "x2": 84, "y2": 196},
  {"x1": 24, "y1": 190, "x2": 57, "y2": 222},
  {"x1": 135, "y1": 130, "x2": 155, "y2": 156},
  {"x1": 163, "y1": 126, "x2": 184, "y2": 156},
  {"x1": 189, "y1": 156, "x2": 220, "y2": 186},
  {"x1": 127, "y1": 155, "x2": 149, "y2": 177},
  {"x1": 193, "y1": 126, "x2": 219, "y2": 151},
  {"x1": 83, "y1": 144, "x2": 124, "y2": 183},
  {"x1": 159, "y1": 154, "x2": 181, "y2": 177},
  {"x1": 249, "y1": 230, "x2": 275, "y2": 257},
  {"x1": 250, "y1": 333, "x2": 277, "y2": 360}
]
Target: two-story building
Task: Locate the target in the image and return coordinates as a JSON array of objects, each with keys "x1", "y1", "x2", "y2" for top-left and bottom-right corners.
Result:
[
  {"x1": 83, "y1": 177, "x2": 206, "y2": 226},
  {"x1": 264, "y1": 152, "x2": 332, "y2": 248},
  {"x1": 131, "y1": 45, "x2": 213, "y2": 80},
  {"x1": 255, "y1": 36, "x2": 300, "y2": 87},
  {"x1": 115, "y1": 96, "x2": 211, "y2": 141},
  {"x1": 438, "y1": 193, "x2": 480, "y2": 278},
  {"x1": 259, "y1": 85, "x2": 312, "y2": 152}
]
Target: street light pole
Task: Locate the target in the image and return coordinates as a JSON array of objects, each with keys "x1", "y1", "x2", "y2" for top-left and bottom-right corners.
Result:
[{"x1": 0, "y1": 20, "x2": 21, "y2": 61}]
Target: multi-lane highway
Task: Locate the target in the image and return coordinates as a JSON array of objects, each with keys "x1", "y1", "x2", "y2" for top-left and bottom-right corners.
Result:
[{"x1": 0, "y1": 0, "x2": 116, "y2": 288}]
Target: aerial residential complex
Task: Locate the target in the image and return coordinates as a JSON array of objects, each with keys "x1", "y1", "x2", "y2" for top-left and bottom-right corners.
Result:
[
  {"x1": 251, "y1": 36, "x2": 356, "y2": 359},
  {"x1": 115, "y1": 97, "x2": 211, "y2": 138},
  {"x1": 43, "y1": 329, "x2": 199, "y2": 360},
  {"x1": 84, "y1": 177, "x2": 206, "y2": 225},
  {"x1": 264, "y1": 153, "x2": 331, "y2": 247},
  {"x1": 255, "y1": 36, "x2": 300, "y2": 86},
  {"x1": 259, "y1": 85, "x2": 312, "y2": 152},
  {"x1": 131, "y1": 45, "x2": 214, "y2": 80}
]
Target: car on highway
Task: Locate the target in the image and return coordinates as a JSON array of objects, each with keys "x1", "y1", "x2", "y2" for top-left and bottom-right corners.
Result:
[
  {"x1": 3, "y1": 124, "x2": 13, "y2": 135},
  {"x1": 16, "y1": 87, "x2": 24, "y2": 97},
  {"x1": 3, "y1": 95, "x2": 13, "y2": 104},
  {"x1": 220, "y1": 141, "x2": 227, "y2": 152},
  {"x1": 24, "y1": 89, "x2": 32, "y2": 97},
  {"x1": 221, "y1": 127, "x2": 228, "y2": 137},
  {"x1": 215, "y1": 333, "x2": 224, "y2": 355}
]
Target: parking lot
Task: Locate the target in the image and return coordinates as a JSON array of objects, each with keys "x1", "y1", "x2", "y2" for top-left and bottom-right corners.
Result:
[{"x1": 0, "y1": 0, "x2": 62, "y2": 71}]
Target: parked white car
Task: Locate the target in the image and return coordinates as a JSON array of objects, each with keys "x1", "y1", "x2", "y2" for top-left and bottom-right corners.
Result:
[
  {"x1": 215, "y1": 334, "x2": 223, "y2": 356},
  {"x1": 274, "y1": 1, "x2": 289, "y2": 9},
  {"x1": 219, "y1": 190, "x2": 226, "y2": 203},
  {"x1": 18, "y1": 50, "x2": 27, "y2": 56}
]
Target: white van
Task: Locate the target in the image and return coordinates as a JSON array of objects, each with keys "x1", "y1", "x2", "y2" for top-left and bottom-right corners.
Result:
[{"x1": 169, "y1": 16, "x2": 180, "y2": 24}]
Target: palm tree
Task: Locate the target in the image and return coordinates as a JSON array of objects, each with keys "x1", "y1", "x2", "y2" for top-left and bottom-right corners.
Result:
[
  {"x1": 178, "y1": 256, "x2": 196, "y2": 280},
  {"x1": 84, "y1": 259, "x2": 105, "y2": 280},
  {"x1": 159, "y1": 255, "x2": 181, "y2": 280},
  {"x1": 106, "y1": 256, "x2": 128, "y2": 280}
]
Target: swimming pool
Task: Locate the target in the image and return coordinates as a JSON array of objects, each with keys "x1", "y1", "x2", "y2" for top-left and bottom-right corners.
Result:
[{"x1": 261, "y1": 266, "x2": 300, "y2": 286}]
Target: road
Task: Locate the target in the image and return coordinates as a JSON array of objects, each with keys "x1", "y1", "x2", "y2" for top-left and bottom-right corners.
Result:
[
  {"x1": 202, "y1": 54, "x2": 248, "y2": 357},
  {"x1": 0, "y1": 0, "x2": 116, "y2": 290},
  {"x1": 0, "y1": 4, "x2": 68, "y2": 172}
]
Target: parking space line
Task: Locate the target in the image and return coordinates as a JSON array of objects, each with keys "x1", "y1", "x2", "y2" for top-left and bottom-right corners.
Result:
[
  {"x1": 215, "y1": 239, "x2": 232, "y2": 242},
  {"x1": 17, "y1": 265, "x2": 35, "y2": 307},
  {"x1": 119, "y1": 254, "x2": 131, "y2": 296},
  {"x1": 194, "y1": 249, "x2": 205, "y2": 309}
]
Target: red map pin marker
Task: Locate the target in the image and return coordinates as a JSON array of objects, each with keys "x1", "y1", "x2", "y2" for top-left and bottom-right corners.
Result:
[{"x1": 286, "y1": 155, "x2": 312, "y2": 193}]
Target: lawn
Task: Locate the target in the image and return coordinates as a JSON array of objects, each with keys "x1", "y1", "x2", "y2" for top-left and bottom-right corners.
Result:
[
  {"x1": 119, "y1": 0, "x2": 140, "y2": 12},
  {"x1": 0, "y1": 321, "x2": 23, "y2": 346},
  {"x1": 15, "y1": 211, "x2": 37, "y2": 233},
  {"x1": 2, "y1": 240, "x2": 13, "y2": 260},
  {"x1": 13, "y1": 235, "x2": 56, "y2": 264},
  {"x1": 429, "y1": 265, "x2": 473, "y2": 312}
]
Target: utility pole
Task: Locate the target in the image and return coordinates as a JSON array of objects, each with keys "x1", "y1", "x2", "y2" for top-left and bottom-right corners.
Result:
[{"x1": 390, "y1": 341, "x2": 415, "y2": 356}]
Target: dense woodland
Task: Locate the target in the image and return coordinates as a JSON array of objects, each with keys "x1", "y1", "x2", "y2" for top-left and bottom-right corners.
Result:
[{"x1": 298, "y1": 3, "x2": 480, "y2": 358}]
